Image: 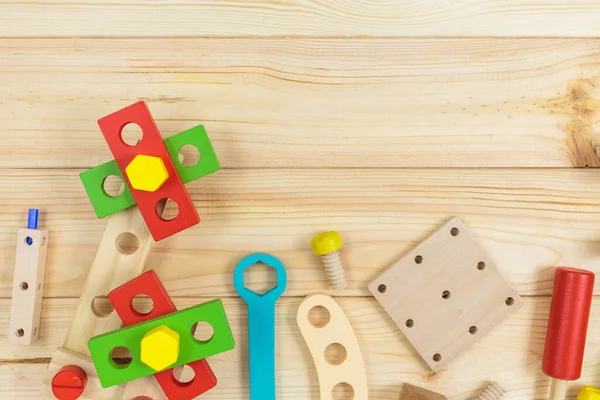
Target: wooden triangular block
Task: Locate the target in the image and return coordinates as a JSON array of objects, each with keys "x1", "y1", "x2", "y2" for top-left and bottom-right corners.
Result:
[{"x1": 399, "y1": 383, "x2": 448, "y2": 400}]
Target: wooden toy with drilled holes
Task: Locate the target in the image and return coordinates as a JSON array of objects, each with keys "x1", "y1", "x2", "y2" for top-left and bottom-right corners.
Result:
[
  {"x1": 297, "y1": 294, "x2": 368, "y2": 399},
  {"x1": 79, "y1": 101, "x2": 221, "y2": 241},
  {"x1": 42, "y1": 146, "x2": 211, "y2": 399},
  {"x1": 107, "y1": 270, "x2": 217, "y2": 399},
  {"x1": 8, "y1": 209, "x2": 48, "y2": 345},
  {"x1": 542, "y1": 267, "x2": 595, "y2": 400},
  {"x1": 367, "y1": 217, "x2": 523, "y2": 371}
]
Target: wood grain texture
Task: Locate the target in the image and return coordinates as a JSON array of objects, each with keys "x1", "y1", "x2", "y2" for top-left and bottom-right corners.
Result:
[
  {"x1": 2, "y1": 38, "x2": 600, "y2": 168},
  {"x1": 1, "y1": 169, "x2": 600, "y2": 298},
  {"x1": 2, "y1": 1, "x2": 600, "y2": 37},
  {"x1": 1, "y1": 297, "x2": 599, "y2": 399}
]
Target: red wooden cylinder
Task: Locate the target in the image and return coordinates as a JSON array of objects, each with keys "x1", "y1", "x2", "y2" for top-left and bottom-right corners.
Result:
[{"x1": 542, "y1": 267, "x2": 595, "y2": 381}]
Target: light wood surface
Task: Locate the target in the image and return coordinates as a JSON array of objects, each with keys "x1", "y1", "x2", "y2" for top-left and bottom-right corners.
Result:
[
  {"x1": 2, "y1": 169, "x2": 600, "y2": 298},
  {"x1": 2, "y1": 297, "x2": 600, "y2": 399},
  {"x1": 2, "y1": 1, "x2": 600, "y2": 37},
  {"x1": 4, "y1": 1, "x2": 600, "y2": 399},
  {"x1": 1, "y1": 38, "x2": 600, "y2": 169},
  {"x1": 368, "y1": 217, "x2": 523, "y2": 371}
]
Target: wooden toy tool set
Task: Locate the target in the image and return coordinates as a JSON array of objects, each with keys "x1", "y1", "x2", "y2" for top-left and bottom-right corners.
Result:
[{"x1": 7, "y1": 102, "x2": 599, "y2": 400}]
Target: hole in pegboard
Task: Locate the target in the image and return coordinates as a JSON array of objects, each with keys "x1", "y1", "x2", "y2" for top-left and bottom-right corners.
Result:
[
  {"x1": 102, "y1": 175, "x2": 125, "y2": 198},
  {"x1": 177, "y1": 144, "x2": 200, "y2": 168},
  {"x1": 332, "y1": 382, "x2": 354, "y2": 400},
  {"x1": 131, "y1": 294, "x2": 154, "y2": 315},
  {"x1": 308, "y1": 306, "x2": 331, "y2": 328},
  {"x1": 324, "y1": 343, "x2": 347, "y2": 366},
  {"x1": 91, "y1": 296, "x2": 115, "y2": 318},
  {"x1": 172, "y1": 364, "x2": 195, "y2": 384},
  {"x1": 115, "y1": 232, "x2": 139, "y2": 255},
  {"x1": 121, "y1": 123, "x2": 143, "y2": 146},
  {"x1": 191, "y1": 322, "x2": 214, "y2": 343},
  {"x1": 110, "y1": 346, "x2": 132, "y2": 367},
  {"x1": 158, "y1": 198, "x2": 180, "y2": 221}
]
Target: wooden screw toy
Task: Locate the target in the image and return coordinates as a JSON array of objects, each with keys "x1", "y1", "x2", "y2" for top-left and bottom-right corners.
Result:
[
  {"x1": 311, "y1": 231, "x2": 348, "y2": 289},
  {"x1": 476, "y1": 382, "x2": 505, "y2": 400},
  {"x1": 542, "y1": 267, "x2": 595, "y2": 400}
]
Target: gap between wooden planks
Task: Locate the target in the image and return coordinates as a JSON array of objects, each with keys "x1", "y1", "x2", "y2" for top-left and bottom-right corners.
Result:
[
  {"x1": 1, "y1": 38, "x2": 600, "y2": 169},
  {"x1": 1, "y1": 0, "x2": 600, "y2": 37},
  {"x1": 1, "y1": 297, "x2": 600, "y2": 399},
  {"x1": 2, "y1": 168, "x2": 600, "y2": 298}
]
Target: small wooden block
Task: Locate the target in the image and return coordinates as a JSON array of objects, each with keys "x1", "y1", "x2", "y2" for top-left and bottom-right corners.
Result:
[
  {"x1": 297, "y1": 294, "x2": 368, "y2": 400},
  {"x1": 367, "y1": 217, "x2": 523, "y2": 371},
  {"x1": 399, "y1": 383, "x2": 448, "y2": 400},
  {"x1": 9, "y1": 228, "x2": 48, "y2": 345}
]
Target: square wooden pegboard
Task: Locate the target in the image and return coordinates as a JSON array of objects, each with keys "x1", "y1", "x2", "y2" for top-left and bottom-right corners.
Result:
[{"x1": 367, "y1": 217, "x2": 523, "y2": 371}]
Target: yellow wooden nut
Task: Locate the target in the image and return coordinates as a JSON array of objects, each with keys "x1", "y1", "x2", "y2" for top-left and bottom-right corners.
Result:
[
  {"x1": 140, "y1": 325, "x2": 180, "y2": 371},
  {"x1": 579, "y1": 386, "x2": 600, "y2": 400},
  {"x1": 125, "y1": 154, "x2": 169, "y2": 192}
]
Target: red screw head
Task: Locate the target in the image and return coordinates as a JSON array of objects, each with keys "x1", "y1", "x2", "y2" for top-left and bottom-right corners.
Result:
[{"x1": 51, "y1": 365, "x2": 87, "y2": 400}]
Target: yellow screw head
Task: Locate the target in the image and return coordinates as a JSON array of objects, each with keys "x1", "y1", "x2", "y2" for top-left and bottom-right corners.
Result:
[
  {"x1": 311, "y1": 231, "x2": 343, "y2": 256},
  {"x1": 579, "y1": 386, "x2": 600, "y2": 400},
  {"x1": 140, "y1": 325, "x2": 180, "y2": 371},
  {"x1": 125, "y1": 154, "x2": 169, "y2": 192}
]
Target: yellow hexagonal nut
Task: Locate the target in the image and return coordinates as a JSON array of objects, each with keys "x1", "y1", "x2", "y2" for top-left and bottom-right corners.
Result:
[
  {"x1": 125, "y1": 154, "x2": 169, "y2": 192},
  {"x1": 140, "y1": 325, "x2": 180, "y2": 371}
]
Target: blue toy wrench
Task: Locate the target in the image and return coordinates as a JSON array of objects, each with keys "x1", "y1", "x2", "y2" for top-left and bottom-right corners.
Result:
[{"x1": 234, "y1": 253, "x2": 287, "y2": 400}]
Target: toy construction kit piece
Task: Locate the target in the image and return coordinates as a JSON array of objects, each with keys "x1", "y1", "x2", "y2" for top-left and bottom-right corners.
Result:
[
  {"x1": 109, "y1": 270, "x2": 217, "y2": 399},
  {"x1": 579, "y1": 386, "x2": 600, "y2": 400},
  {"x1": 8, "y1": 209, "x2": 48, "y2": 345},
  {"x1": 297, "y1": 294, "x2": 368, "y2": 399},
  {"x1": 42, "y1": 196, "x2": 177, "y2": 399},
  {"x1": 476, "y1": 382, "x2": 505, "y2": 400},
  {"x1": 234, "y1": 253, "x2": 287, "y2": 400},
  {"x1": 311, "y1": 231, "x2": 348, "y2": 290},
  {"x1": 88, "y1": 299, "x2": 234, "y2": 388},
  {"x1": 80, "y1": 101, "x2": 220, "y2": 241},
  {"x1": 398, "y1": 383, "x2": 447, "y2": 400},
  {"x1": 542, "y1": 267, "x2": 595, "y2": 400},
  {"x1": 51, "y1": 365, "x2": 88, "y2": 400},
  {"x1": 367, "y1": 217, "x2": 523, "y2": 371}
]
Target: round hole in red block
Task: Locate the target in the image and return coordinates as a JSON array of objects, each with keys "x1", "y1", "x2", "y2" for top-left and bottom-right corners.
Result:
[{"x1": 51, "y1": 365, "x2": 87, "y2": 400}]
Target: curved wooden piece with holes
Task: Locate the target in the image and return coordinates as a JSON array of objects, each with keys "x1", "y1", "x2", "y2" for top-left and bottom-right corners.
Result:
[
  {"x1": 297, "y1": 294, "x2": 368, "y2": 400},
  {"x1": 41, "y1": 197, "x2": 175, "y2": 399}
]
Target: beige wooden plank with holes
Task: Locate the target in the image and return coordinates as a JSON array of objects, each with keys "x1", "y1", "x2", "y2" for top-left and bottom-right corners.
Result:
[
  {"x1": 367, "y1": 218, "x2": 523, "y2": 371},
  {"x1": 297, "y1": 294, "x2": 368, "y2": 399},
  {"x1": 2, "y1": 168, "x2": 600, "y2": 297},
  {"x1": 2, "y1": 1, "x2": 600, "y2": 37},
  {"x1": 2, "y1": 38, "x2": 600, "y2": 169},
  {"x1": 8, "y1": 228, "x2": 48, "y2": 345},
  {"x1": 1, "y1": 297, "x2": 600, "y2": 399}
]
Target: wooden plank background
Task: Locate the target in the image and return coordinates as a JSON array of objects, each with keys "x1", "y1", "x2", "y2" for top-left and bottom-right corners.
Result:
[{"x1": 1, "y1": 1, "x2": 600, "y2": 399}]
